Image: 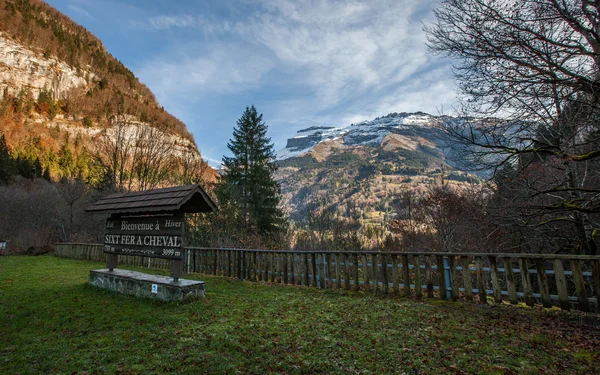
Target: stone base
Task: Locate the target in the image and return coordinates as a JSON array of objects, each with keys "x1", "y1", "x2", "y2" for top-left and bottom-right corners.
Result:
[{"x1": 89, "y1": 269, "x2": 205, "y2": 302}]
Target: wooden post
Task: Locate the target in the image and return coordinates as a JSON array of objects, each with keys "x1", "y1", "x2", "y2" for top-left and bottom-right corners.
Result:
[
  {"x1": 353, "y1": 254, "x2": 360, "y2": 291},
  {"x1": 335, "y1": 254, "x2": 342, "y2": 289},
  {"x1": 571, "y1": 260, "x2": 590, "y2": 312},
  {"x1": 425, "y1": 257, "x2": 434, "y2": 298},
  {"x1": 262, "y1": 253, "x2": 268, "y2": 282},
  {"x1": 270, "y1": 252, "x2": 276, "y2": 283},
  {"x1": 381, "y1": 254, "x2": 389, "y2": 295},
  {"x1": 519, "y1": 258, "x2": 534, "y2": 306},
  {"x1": 448, "y1": 256, "x2": 459, "y2": 301},
  {"x1": 226, "y1": 251, "x2": 231, "y2": 277},
  {"x1": 256, "y1": 252, "x2": 262, "y2": 281},
  {"x1": 275, "y1": 253, "x2": 281, "y2": 283},
  {"x1": 170, "y1": 259, "x2": 183, "y2": 282},
  {"x1": 311, "y1": 253, "x2": 317, "y2": 287},
  {"x1": 106, "y1": 254, "x2": 117, "y2": 271},
  {"x1": 325, "y1": 253, "x2": 332, "y2": 288},
  {"x1": 476, "y1": 256, "x2": 487, "y2": 304},
  {"x1": 437, "y1": 256, "x2": 447, "y2": 300},
  {"x1": 290, "y1": 253, "x2": 295, "y2": 285},
  {"x1": 283, "y1": 253, "x2": 289, "y2": 285},
  {"x1": 344, "y1": 254, "x2": 351, "y2": 290},
  {"x1": 392, "y1": 255, "x2": 399, "y2": 294},
  {"x1": 318, "y1": 254, "x2": 325, "y2": 289},
  {"x1": 213, "y1": 249, "x2": 218, "y2": 276},
  {"x1": 489, "y1": 256, "x2": 502, "y2": 304},
  {"x1": 253, "y1": 251, "x2": 258, "y2": 281},
  {"x1": 554, "y1": 259, "x2": 570, "y2": 310},
  {"x1": 535, "y1": 258, "x2": 552, "y2": 308},
  {"x1": 504, "y1": 258, "x2": 518, "y2": 304},
  {"x1": 372, "y1": 254, "x2": 379, "y2": 294},
  {"x1": 402, "y1": 254, "x2": 410, "y2": 297},
  {"x1": 362, "y1": 254, "x2": 370, "y2": 291},
  {"x1": 592, "y1": 260, "x2": 600, "y2": 313},
  {"x1": 414, "y1": 255, "x2": 422, "y2": 298},
  {"x1": 303, "y1": 253, "x2": 309, "y2": 286}
]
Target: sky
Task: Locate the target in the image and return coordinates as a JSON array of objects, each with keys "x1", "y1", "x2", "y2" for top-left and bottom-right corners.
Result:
[{"x1": 46, "y1": 0, "x2": 457, "y2": 166}]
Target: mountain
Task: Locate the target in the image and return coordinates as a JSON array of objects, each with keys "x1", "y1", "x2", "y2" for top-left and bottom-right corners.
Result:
[
  {"x1": 0, "y1": 0, "x2": 217, "y2": 185},
  {"x1": 275, "y1": 112, "x2": 480, "y2": 225}
]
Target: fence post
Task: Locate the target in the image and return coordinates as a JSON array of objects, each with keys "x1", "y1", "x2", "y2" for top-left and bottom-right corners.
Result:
[
  {"x1": 489, "y1": 256, "x2": 502, "y2": 303},
  {"x1": 535, "y1": 258, "x2": 552, "y2": 308},
  {"x1": 311, "y1": 253, "x2": 317, "y2": 287},
  {"x1": 303, "y1": 253, "x2": 309, "y2": 286},
  {"x1": 353, "y1": 254, "x2": 360, "y2": 291},
  {"x1": 442, "y1": 256, "x2": 451, "y2": 300},
  {"x1": 392, "y1": 255, "x2": 399, "y2": 294},
  {"x1": 571, "y1": 260, "x2": 590, "y2": 312},
  {"x1": 402, "y1": 255, "x2": 410, "y2": 297},
  {"x1": 238, "y1": 251, "x2": 244, "y2": 281},
  {"x1": 414, "y1": 255, "x2": 422, "y2": 298},
  {"x1": 553, "y1": 259, "x2": 570, "y2": 310},
  {"x1": 476, "y1": 256, "x2": 487, "y2": 304},
  {"x1": 381, "y1": 254, "x2": 389, "y2": 295},
  {"x1": 325, "y1": 253, "x2": 332, "y2": 288},
  {"x1": 362, "y1": 254, "x2": 370, "y2": 291},
  {"x1": 448, "y1": 256, "x2": 459, "y2": 301},
  {"x1": 319, "y1": 254, "x2": 326, "y2": 289}
]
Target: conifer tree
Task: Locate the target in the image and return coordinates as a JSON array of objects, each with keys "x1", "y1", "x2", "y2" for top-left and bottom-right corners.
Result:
[
  {"x1": 0, "y1": 134, "x2": 14, "y2": 184},
  {"x1": 221, "y1": 105, "x2": 285, "y2": 235}
]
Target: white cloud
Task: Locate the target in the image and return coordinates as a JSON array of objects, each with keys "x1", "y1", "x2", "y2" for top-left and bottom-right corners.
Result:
[
  {"x1": 138, "y1": 44, "x2": 275, "y2": 97},
  {"x1": 132, "y1": 0, "x2": 457, "y2": 152},
  {"x1": 67, "y1": 3, "x2": 95, "y2": 20},
  {"x1": 135, "y1": 1, "x2": 441, "y2": 99}
]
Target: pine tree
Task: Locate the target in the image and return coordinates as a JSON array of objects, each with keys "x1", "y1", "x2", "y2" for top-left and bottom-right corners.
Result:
[
  {"x1": 221, "y1": 105, "x2": 285, "y2": 235},
  {"x1": 33, "y1": 157, "x2": 43, "y2": 178},
  {"x1": 0, "y1": 134, "x2": 14, "y2": 184},
  {"x1": 58, "y1": 134, "x2": 75, "y2": 179}
]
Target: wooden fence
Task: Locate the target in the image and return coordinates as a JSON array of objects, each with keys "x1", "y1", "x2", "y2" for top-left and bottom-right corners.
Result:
[{"x1": 55, "y1": 243, "x2": 600, "y2": 312}]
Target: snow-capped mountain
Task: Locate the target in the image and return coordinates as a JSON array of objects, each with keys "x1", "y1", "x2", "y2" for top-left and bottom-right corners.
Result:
[
  {"x1": 277, "y1": 112, "x2": 449, "y2": 161},
  {"x1": 274, "y1": 112, "x2": 481, "y2": 226}
]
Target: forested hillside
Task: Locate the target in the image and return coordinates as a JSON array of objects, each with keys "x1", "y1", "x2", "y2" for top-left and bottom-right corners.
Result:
[
  {"x1": 0, "y1": 0, "x2": 217, "y2": 185},
  {"x1": 0, "y1": 0, "x2": 192, "y2": 139},
  {"x1": 0, "y1": 0, "x2": 217, "y2": 253}
]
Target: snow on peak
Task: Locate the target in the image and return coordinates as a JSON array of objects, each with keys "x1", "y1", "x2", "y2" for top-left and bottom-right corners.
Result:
[{"x1": 276, "y1": 112, "x2": 441, "y2": 160}]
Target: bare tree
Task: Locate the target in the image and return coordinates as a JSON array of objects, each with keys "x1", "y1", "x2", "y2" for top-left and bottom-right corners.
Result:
[
  {"x1": 133, "y1": 125, "x2": 173, "y2": 191},
  {"x1": 175, "y1": 147, "x2": 212, "y2": 185},
  {"x1": 426, "y1": 0, "x2": 600, "y2": 254},
  {"x1": 96, "y1": 116, "x2": 179, "y2": 191},
  {"x1": 57, "y1": 178, "x2": 87, "y2": 242},
  {"x1": 96, "y1": 115, "x2": 136, "y2": 191}
]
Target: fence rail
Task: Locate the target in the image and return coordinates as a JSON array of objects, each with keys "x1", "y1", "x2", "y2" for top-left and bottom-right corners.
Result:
[{"x1": 55, "y1": 243, "x2": 600, "y2": 312}]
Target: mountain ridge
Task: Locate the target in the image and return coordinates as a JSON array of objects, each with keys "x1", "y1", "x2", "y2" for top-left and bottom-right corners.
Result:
[{"x1": 274, "y1": 111, "x2": 479, "y2": 227}]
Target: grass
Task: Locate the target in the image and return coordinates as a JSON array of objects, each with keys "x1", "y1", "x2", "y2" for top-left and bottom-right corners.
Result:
[{"x1": 1, "y1": 256, "x2": 599, "y2": 375}]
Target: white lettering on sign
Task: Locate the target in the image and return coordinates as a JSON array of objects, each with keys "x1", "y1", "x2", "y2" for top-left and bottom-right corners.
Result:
[
  {"x1": 142, "y1": 236, "x2": 181, "y2": 247},
  {"x1": 105, "y1": 235, "x2": 120, "y2": 244},
  {"x1": 121, "y1": 221, "x2": 155, "y2": 231},
  {"x1": 165, "y1": 219, "x2": 182, "y2": 228}
]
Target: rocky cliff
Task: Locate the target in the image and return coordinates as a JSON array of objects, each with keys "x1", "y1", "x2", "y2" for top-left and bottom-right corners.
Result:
[
  {"x1": 0, "y1": 0, "x2": 217, "y2": 185},
  {"x1": 0, "y1": 32, "x2": 94, "y2": 100}
]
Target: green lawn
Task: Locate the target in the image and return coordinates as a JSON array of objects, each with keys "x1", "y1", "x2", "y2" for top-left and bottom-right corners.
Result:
[{"x1": 1, "y1": 256, "x2": 599, "y2": 375}]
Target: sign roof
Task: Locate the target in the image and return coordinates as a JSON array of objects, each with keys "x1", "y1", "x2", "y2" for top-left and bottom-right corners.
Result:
[{"x1": 86, "y1": 184, "x2": 217, "y2": 215}]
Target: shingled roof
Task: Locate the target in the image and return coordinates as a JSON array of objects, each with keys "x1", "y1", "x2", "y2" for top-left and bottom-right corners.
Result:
[{"x1": 86, "y1": 184, "x2": 217, "y2": 215}]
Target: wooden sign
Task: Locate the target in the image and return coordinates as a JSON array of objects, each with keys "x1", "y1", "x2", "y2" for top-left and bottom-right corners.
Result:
[{"x1": 103, "y1": 214, "x2": 185, "y2": 260}]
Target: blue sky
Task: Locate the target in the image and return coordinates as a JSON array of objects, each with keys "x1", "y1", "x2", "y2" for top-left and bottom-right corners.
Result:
[{"x1": 47, "y1": 0, "x2": 457, "y2": 166}]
